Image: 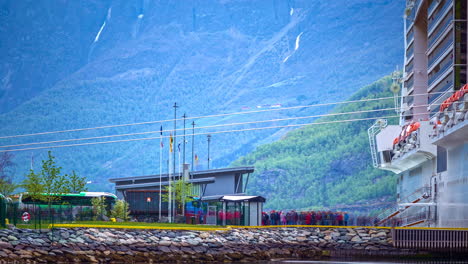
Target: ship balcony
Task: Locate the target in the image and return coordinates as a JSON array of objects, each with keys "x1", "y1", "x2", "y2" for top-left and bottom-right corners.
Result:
[
  {"x1": 406, "y1": 44, "x2": 415, "y2": 63},
  {"x1": 375, "y1": 122, "x2": 436, "y2": 174},
  {"x1": 430, "y1": 86, "x2": 468, "y2": 147},
  {"x1": 407, "y1": 28, "x2": 415, "y2": 47},
  {"x1": 427, "y1": 36, "x2": 453, "y2": 70},
  {"x1": 391, "y1": 122, "x2": 437, "y2": 173},
  {"x1": 428, "y1": 0, "x2": 441, "y2": 17},
  {"x1": 428, "y1": 11, "x2": 453, "y2": 50},
  {"x1": 405, "y1": 75, "x2": 415, "y2": 91},
  {"x1": 428, "y1": 0, "x2": 453, "y2": 34},
  {"x1": 407, "y1": 0, "x2": 423, "y2": 32}
]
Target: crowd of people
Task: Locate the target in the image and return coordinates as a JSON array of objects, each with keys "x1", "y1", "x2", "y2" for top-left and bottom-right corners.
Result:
[{"x1": 262, "y1": 210, "x2": 380, "y2": 226}]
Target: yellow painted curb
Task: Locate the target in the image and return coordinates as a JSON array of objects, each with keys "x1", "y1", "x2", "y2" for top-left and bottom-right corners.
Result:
[
  {"x1": 48, "y1": 224, "x2": 468, "y2": 232},
  {"x1": 227, "y1": 225, "x2": 468, "y2": 231},
  {"x1": 49, "y1": 223, "x2": 231, "y2": 231}
]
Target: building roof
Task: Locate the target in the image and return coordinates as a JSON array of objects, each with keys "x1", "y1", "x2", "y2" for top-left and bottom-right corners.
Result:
[
  {"x1": 108, "y1": 166, "x2": 254, "y2": 183},
  {"x1": 201, "y1": 194, "x2": 266, "y2": 202},
  {"x1": 115, "y1": 177, "x2": 216, "y2": 190}
]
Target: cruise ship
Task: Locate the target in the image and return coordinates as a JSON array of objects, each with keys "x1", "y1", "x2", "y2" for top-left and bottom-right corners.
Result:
[{"x1": 369, "y1": 0, "x2": 467, "y2": 227}]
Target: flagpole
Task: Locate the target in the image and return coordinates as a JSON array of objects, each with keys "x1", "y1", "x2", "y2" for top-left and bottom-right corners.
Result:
[
  {"x1": 177, "y1": 146, "x2": 181, "y2": 218},
  {"x1": 191, "y1": 121, "x2": 195, "y2": 173},
  {"x1": 168, "y1": 137, "x2": 172, "y2": 223},
  {"x1": 159, "y1": 130, "x2": 162, "y2": 221}
]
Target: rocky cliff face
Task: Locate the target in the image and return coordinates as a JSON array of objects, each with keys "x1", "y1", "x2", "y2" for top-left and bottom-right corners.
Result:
[{"x1": 0, "y1": 0, "x2": 403, "y2": 192}]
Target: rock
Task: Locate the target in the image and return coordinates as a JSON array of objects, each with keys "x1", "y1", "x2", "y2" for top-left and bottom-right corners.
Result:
[
  {"x1": 159, "y1": 240, "x2": 171, "y2": 246},
  {"x1": 158, "y1": 246, "x2": 171, "y2": 253},
  {"x1": 0, "y1": 241, "x2": 13, "y2": 249},
  {"x1": 372, "y1": 231, "x2": 387, "y2": 238},
  {"x1": 365, "y1": 245, "x2": 379, "y2": 251},
  {"x1": 199, "y1": 232, "x2": 210, "y2": 239},
  {"x1": 186, "y1": 239, "x2": 200, "y2": 246},
  {"x1": 351, "y1": 236, "x2": 362, "y2": 242},
  {"x1": 7, "y1": 235, "x2": 17, "y2": 241},
  {"x1": 296, "y1": 237, "x2": 307, "y2": 242}
]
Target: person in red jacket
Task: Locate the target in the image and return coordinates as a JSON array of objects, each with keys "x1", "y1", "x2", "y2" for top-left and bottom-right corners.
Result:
[{"x1": 305, "y1": 212, "x2": 311, "y2": 225}]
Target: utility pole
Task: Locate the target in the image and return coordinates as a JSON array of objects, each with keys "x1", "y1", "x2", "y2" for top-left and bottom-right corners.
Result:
[
  {"x1": 191, "y1": 121, "x2": 196, "y2": 172},
  {"x1": 173, "y1": 102, "x2": 178, "y2": 174},
  {"x1": 182, "y1": 113, "x2": 187, "y2": 166},
  {"x1": 207, "y1": 134, "x2": 212, "y2": 169}
]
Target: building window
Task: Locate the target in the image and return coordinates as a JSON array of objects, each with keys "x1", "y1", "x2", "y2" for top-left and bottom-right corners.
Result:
[{"x1": 437, "y1": 146, "x2": 448, "y2": 173}]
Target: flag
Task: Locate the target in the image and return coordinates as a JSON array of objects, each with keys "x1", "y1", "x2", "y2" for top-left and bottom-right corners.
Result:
[
  {"x1": 160, "y1": 125, "x2": 163, "y2": 135},
  {"x1": 177, "y1": 143, "x2": 181, "y2": 152},
  {"x1": 169, "y1": 133, "x2": 173, "y2": 152},
  {"x1": 160, "y1": 141, "x2": 164, "y2": 148},
  {"x1": 195, "y1": 154, "x2": 199, "y2": 166}
]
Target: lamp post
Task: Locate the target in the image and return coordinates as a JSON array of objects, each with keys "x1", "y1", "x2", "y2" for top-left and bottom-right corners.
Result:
[
  {"x1": 207, "y1": 134, "x2": 211, "y2": 169},
  {"x1": 182, "y1": 113, "x2": 187, "y2": 166}
]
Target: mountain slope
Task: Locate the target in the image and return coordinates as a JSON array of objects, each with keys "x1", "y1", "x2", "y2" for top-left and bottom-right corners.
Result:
[
  {"x1": 232, "y1": 75, "x2": 398, "y2": 210},
  {"x1": 0, "y1": 0, "x2": 403, "y2": 192}
]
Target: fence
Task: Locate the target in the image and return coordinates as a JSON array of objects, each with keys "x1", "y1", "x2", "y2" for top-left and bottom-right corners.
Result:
[{"x1": 392, "y1": 228, "x2": 468, "y2": 251}]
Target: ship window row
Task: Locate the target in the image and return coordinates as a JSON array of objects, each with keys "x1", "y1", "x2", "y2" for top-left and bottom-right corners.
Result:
[
  {"x1": 428, "y1": 0, "x2": 453, "y2": 33},
  {"x1": 428, "y1": 11, "x2": 453, "y2": 49},
  {"x1": 428, "y1": 52, "x2": 453, "y2": 86},
  {"x1": 428, "y1": 32, "x2": 453, "y2": 69}
]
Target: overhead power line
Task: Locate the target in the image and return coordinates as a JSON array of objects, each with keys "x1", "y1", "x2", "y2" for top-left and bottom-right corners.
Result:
[
  {"x1": 0, "y1": 91, "x2": 447, "y2": 140},
  {"x1": 0, "y1": 111, "x2": 431, "y2": 153},
  {"x1": 0, "y1": 106, "x2": 402, "y2": 149}
]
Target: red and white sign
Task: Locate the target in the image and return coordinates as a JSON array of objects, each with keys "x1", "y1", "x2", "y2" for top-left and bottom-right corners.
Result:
[{"x1": 22, "y1": 212, "x2": 31, "y2": 223}]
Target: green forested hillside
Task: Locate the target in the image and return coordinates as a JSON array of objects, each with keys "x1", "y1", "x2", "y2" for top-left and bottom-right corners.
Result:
[{"x1": 232, "y1": 75, "x2": 398, "y2": 210}]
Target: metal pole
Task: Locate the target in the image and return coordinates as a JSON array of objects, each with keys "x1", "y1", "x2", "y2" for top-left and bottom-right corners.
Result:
[
  {"x1": 168, "y1": 156, "x2": 172, "y2": 223},
  {"x1": 159, "y1": 135, "x2": 162, "y2": 221},
  {"x1": 207, "y1": 134, "x2": 211, "y2": 169},
  {"x1": 191, "y1": 121, "x2": 195, "y2": 172},
  {"x1": 173, "y1": 102, "x2": 178, "y2": 174},
  {"x1": 183, "y1": 113, "x2": 187, "y2": 166}
]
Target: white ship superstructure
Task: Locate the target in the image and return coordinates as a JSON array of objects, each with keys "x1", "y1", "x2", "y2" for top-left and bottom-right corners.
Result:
[{"x1": 369, "y1": 0, "x2": 468, "y2": 227}]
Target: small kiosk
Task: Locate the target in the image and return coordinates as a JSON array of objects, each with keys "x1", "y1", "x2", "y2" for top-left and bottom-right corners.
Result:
[{"x1": 201, "y1": 195, "x2": 266, "y2": 226}]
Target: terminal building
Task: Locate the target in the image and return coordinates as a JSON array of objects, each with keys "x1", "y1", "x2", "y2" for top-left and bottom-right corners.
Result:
[
  {"x1": 109, "y1": 166, "x2": 265, "y2": 226},
  {"x1": 369, "y1": 0, "x2": 467, "y2": 227}
]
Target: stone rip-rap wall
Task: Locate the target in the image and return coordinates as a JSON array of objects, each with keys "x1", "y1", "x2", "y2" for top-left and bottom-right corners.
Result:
[{"x1": 0, "y1": 227, "x2": 416, "y2": 263}]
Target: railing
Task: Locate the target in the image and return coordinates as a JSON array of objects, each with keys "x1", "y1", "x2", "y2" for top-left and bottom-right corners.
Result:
[
  {"x1": 429, "y1": 61, "x2": 453, "y2": 86},
  {"x1": 406, "y1": 77, "x2": 414, "y2": 90},
  {"x1": 406, "y1": 62, "x2": 414, "y2": 75},
  {"x1": 407, "y1": 94, "x2": 414, "y2": 106},
  {"x1": 392, "y1": 229, "x2": 468, "y2": 250},
  {"x1": 406, "y1": 46, "x2": 414, "y2": 61},
  {"x1": 428, "y1": 16, "x2": 453, "y2": 49},
  {"x1": 428, "y1": 0, "x2": 453, "y2": 33},
  {"x1": 429, "y1": 80, "x2": 453, "y2": 104},
  {"x1": 376, "y1": 187, "x2": 430, "y2": 227},
  {"x1": 428, "y1": 38, "x2": 453, "y2": 68},
  {"x1": 428, "y1": 0, "x2": 441, "y2": 17},
  {"x1": 407, "y1": 29, "x2": 414, "y2": 45},
  {"x1": 407, "y1": 0, "x2": 420, "y2": 23},
  {"x1": 428, "y1": 62, "x2": 452, "y2": 86}
]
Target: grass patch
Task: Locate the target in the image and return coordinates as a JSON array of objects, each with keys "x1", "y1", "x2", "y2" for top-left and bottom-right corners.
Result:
[
  {"x1": 71, "y1": 221, "x2": 221, "y2": 228},
  {"x1": 48, "y1": 221, "x2": 226, "y2": 230}
]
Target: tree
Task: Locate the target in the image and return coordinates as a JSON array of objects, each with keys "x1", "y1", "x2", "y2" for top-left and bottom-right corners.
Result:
[
  {"x1": 22, "y1": 170, "x2": 44, "y2": 201},
  {"x1": 22, "y1": 151, "x2": 69, "y2": 222},
  {"x1": 91, "y1": 196, "x2": 107, "y2": 221},
  {"x1": 38, "y1": 151, "x2": 68, "y2": 204},
  {"x1": 0, "y1": 152, "x2": 16, "y2": 196},
  {"x1": 65, "y1": 170, "x2": 87, "y2": 193},
  {"x1": 110, "y1": 199, "x2": 130, "y2": 221},
  {"x1": 162, "y1": 180, "x2": 194, "y2": 215}
]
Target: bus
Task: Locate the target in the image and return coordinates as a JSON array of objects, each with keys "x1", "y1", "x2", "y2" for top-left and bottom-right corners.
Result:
[{"x1": 18, "y1": 192, "x2": 117, "y2": 221}]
